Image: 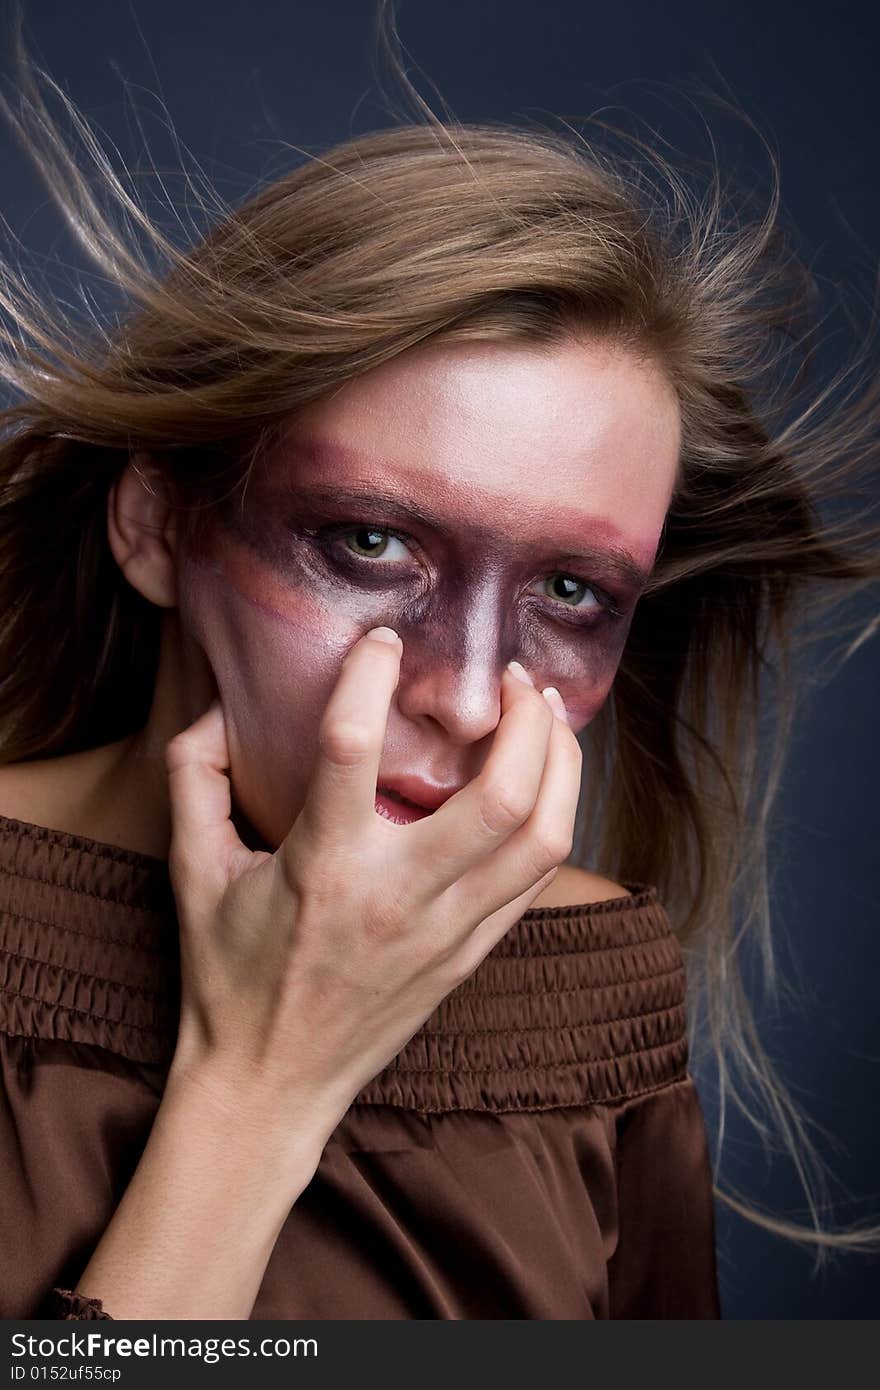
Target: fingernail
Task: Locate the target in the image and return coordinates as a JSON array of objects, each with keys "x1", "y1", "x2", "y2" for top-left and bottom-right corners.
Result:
[
  {"x1": 542, "y1": 686, "x2": 569, "y2": 723},
  {"x1": 507, "y1": 660, "x2": 535, "y2": 687},
  {"x1": 365, "y1": 626, "x2": 401, "y2": 645}
]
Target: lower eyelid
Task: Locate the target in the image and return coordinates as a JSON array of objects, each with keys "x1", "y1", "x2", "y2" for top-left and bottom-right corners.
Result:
[
  {"x1": 533, "y1": 575, "x2": 620, "y2": 616},
  {"x1": 320, "y1": 527, "x2": 622, "y2": 617}
]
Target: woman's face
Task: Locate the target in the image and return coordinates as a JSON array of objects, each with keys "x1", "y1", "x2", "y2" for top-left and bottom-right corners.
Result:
[{"x1": 176, "y1": 335, "x2": 681, "y2": 847}]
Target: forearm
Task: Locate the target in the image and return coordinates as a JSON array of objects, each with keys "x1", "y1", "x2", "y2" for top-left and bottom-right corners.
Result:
[{"x1": 72, "y1": 1065, "x2": 334, "y2": 1320}]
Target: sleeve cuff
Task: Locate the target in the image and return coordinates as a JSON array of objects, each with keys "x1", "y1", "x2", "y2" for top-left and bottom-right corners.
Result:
[{"x1": 41, "y1": 1287, "x2": 114, "y2": 1320}]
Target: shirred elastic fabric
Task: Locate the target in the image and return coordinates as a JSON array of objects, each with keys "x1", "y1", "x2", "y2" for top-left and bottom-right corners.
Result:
[
  {"x1": 0, "y1": 812, "x2": 721, "y2": 1320},
  {"x1": 0, "y1": 814, "x2": 688, "y2": 1111}
]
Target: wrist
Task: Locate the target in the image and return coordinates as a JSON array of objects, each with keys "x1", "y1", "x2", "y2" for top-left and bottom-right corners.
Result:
[{"x1": 164, "y1": 1044, "x2": 341, "y2": 1175}]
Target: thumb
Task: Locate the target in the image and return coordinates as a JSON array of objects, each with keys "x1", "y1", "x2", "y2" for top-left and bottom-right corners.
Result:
[{"x1": 164, "y1": 698, "x2": 250, "y2": 903}]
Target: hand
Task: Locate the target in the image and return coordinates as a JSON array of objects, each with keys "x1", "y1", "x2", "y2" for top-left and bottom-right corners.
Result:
[{"x1": 163, "y1": 630, "x2": 582, "y2": 1137}]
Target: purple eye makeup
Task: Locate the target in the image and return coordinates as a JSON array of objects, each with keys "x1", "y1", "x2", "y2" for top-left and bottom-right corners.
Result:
[{"x1": 176, "y1": 336, "x2": 680, "y2": 851}]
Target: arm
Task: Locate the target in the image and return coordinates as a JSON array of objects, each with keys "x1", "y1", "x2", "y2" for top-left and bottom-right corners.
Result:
[
  {"x1": 39, "y1": 653, "x2": 575, "y2": 1322},
  {"x1": 42, "y1": 1062, "x2": 337, "y2": 1321}
]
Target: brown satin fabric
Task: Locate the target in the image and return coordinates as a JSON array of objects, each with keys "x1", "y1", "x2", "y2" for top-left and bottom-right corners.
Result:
[{"x1": 0, "y1": 812, "x2": 721, "y2": 1320}]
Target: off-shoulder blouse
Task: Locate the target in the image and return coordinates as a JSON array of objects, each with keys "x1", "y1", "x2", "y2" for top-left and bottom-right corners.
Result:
[{"x1": 0, "y1": 811, "x2": 721, "y2": 1319}]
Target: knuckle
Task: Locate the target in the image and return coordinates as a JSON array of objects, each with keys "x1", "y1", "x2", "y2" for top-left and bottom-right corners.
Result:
[
  {"x1": 354, "y1": 875, "x2": 412, "y2": 944},
  {"x1": 318, "y1": 718, "x2": 373, "y2": 767},
  {"x1": 478, "y1": 777, "x2": 533, "y2": 834},
  {"x1": 164, "y1": 729, "x2": 195, "y2": 771},
  {"x1": 274, "y1": 839, "x2": 312, "y2": 896},
  {"x1": 533, "y1": 824, "x2": 573, "y2": 871},
  {"x1": 360, "y1": 899, "x2": 406, "y2": 946}
]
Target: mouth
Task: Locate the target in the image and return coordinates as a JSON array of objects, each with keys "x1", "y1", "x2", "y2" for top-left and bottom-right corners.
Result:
[
  {"x1": 374, "y1": 774, "x2": 463, "y2": 823},
  {"x1": 375, "y1": 783, "x2": 439, "y2": 822},
  {"x1": 374, "y1": 786, "x2": 433, "y2": 824}
]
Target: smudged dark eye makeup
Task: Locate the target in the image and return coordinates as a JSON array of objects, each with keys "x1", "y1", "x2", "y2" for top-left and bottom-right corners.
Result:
[{"x1": 301, "y1": 518, "x2": 628, "y2": 629}]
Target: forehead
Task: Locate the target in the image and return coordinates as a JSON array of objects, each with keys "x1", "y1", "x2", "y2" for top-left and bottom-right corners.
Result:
[{"x1": 269, "y1": 336, "x2": 680, "y2": 560}]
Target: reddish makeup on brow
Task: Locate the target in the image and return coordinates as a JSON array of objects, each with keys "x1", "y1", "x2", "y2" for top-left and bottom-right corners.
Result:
[
  {"x1": 200, "y1": 457, "x2": 648, "y2": 735},
  {"x1": 257, "y1": 437, "x2": 659, "y2": 594}
]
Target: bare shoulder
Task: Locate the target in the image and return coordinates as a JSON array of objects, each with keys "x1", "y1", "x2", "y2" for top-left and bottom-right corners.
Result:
[
  {"x1": 530, "y1": 863, "x2": 630, "y2": 910},
  {"x1": 0, "y1": 739, "x2": 139, "y2": 846},
  {"x1": 0, "y1": 758, "x2": 54, "y2": 825}
]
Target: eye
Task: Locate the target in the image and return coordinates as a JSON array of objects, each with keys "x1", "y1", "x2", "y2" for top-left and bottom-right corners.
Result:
[
  {"x1": 314, "y1": 522, "x2": 625, "y2": 626},
  {"x1": 539, "y1": 574, "x2": 601, "y2": 612},
  {"x1": 528, "y1": 569, "x2": 617, "y2": 625},
  {"x1": 340, "y1": 526, "x2": 410, "y2": 562}
]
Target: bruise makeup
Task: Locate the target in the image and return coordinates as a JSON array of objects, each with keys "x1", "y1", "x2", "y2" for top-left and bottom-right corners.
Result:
[
  {"x1": 176, "y1": 338, "x2": 680, "y2": 850},
  {"x1": 219, "y1": 458, "x2": 647, "y2": 707}
]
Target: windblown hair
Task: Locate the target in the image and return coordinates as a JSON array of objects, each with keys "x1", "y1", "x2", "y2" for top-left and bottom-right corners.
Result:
[{"x1": 0, "y1": 4, "x2": 878, "y2": 1262}]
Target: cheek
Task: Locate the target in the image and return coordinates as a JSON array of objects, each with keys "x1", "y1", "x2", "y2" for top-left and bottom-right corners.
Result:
[
  {"x1": 540, "y1": 623, "x2": 631, "y2": 732},
  {"x1": 177, "y1": 533, "x2": 355, "y2": 826},
  {"x1": 559, "y1": 668, "x2": 617, "y2": 732},
  {"x1": 213, "y1": 526, "x2": 348, "y2": 652}
]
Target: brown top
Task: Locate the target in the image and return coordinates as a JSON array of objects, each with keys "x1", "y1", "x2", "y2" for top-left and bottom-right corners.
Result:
[{"x1": 0, "y1": 811, "x2": 721, "y2": 1320}]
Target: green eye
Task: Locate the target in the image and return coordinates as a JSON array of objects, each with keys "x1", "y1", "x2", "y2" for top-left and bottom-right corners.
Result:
[
  {"x1": 543, "y1": 574, "x2": 598, "y2": 609},
  {"x1": 539, "y1": 572, "x2": 600, "y2": 611},
  {"x1": 342, "y1": 527, "x2": 410, "y2": 561}
]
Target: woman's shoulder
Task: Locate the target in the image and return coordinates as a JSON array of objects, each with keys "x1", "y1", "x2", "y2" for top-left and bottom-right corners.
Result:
[
  {"x1": 0, "y1": 762, "x2": 181, "y2": 1071},
  {"x1": 0, "y1": 758, "x2": 57, "y2": 827},
  {"x1": 529, "y1": 863, "x2": 632, "y2": 910},
  {"x1": 0, "y1": 740, "x2": 168, "y2": 860},
  {"x1": 0, "y1": 748, "x2": 111, "y2": 837}
]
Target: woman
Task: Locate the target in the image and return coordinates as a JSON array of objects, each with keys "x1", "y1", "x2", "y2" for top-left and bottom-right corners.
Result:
[{"x1": 0, "y1": 27, "x2": 877, "y2": 1319}]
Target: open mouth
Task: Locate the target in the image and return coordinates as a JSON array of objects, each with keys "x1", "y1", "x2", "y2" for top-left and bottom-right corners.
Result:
[
  {"x1": 374, "y1": 786, "x2": 433, "y2": 823},
  {"x1": 377, "y1": 786, "x2": 424, "y2": 809}
]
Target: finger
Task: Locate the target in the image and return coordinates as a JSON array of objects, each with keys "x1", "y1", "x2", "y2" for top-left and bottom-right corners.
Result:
[
  {"x1": 448, "y1": 694, "x2": 583, "y2": 944},
  {"x1": 401, "y1": 663, "x2": 556, "y2": 895},
  {"x1": 451, "y1": 865, "x2": 561, "y2": 978},
  {"x1": 291, "y1": 627, "x2": 403, "y2": 853},
  {"x1": 164, "y1": 698, "x2": 249, "y2": 900}
]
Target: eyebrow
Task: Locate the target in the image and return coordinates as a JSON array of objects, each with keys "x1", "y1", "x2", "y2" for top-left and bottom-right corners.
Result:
[{"x1": 279, "y1": 480, "x2": 654, "y2": 592}]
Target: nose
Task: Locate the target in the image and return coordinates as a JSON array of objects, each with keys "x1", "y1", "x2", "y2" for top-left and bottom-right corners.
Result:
[
  {"x1": 392, "y1": 640, "x2": 523, "y2": 746},
  {"x1": 392, "y1": 603, "x2": 522, "y2": 745},
  {"x1": 389, "y1": 574, "x2": 544, "y2": 746}
]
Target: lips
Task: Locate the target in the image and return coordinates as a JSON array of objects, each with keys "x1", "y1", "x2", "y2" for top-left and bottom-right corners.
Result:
[
  {"x1": 378, "y1": 786, "x2": 425, "y2": 810},
  {"x1": 376, "y1": 775, "x2": 463, "y2": 812},
  {"x1": 374, "y1": 789, "x2": 431, "y2": 825}
]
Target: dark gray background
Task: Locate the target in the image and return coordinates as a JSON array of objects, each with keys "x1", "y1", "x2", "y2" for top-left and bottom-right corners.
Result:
[{"x1": 1, "y1": 0, "x2": 877, "y2": 1319}]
